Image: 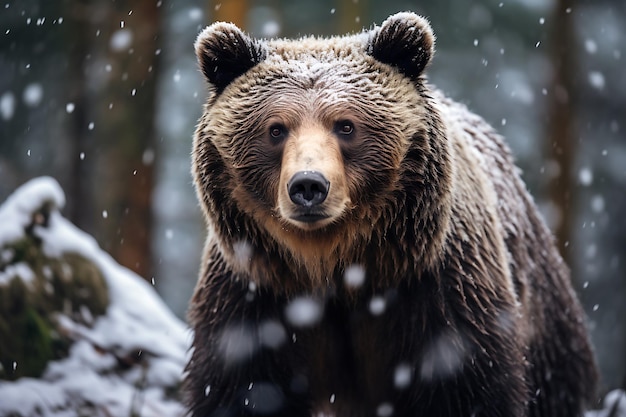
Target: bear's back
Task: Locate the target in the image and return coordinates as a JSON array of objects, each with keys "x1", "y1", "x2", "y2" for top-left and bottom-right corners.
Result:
[{"x1": 436, "y1": 89, "x2": 598, "y2": 415}]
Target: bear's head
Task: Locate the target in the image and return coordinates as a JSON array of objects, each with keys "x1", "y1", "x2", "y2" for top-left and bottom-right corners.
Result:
[{"x1": 193, "y1": 12, "x2": 451, "y2": 287}]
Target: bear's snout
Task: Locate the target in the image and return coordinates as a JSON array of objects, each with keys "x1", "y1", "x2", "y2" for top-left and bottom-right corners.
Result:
[
  {"x1": 287, "y1": 170, "x2": 329, "y2": 208},
  {"x1": 276, "y1": 125, "x2": 350, "y2": 230}
]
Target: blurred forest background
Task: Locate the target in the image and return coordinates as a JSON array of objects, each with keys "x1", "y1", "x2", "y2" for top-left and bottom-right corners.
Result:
[{"x1": 0, "y1": 0, "x2": 624, "y2": 394}]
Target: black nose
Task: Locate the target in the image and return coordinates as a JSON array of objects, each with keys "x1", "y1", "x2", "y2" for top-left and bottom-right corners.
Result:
[{"x1": 287, "y1": 171, "x2": 329, "y2": 207}]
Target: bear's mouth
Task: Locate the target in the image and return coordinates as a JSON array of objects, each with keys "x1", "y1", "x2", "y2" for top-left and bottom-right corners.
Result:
[{"x1": 290, "y1": 210, "x2": 331, "y2": 224}]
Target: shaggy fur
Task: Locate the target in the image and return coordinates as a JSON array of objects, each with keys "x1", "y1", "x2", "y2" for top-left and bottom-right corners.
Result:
[{"x1": 186, "y1": 12, "x2": 598, "y2": 417}]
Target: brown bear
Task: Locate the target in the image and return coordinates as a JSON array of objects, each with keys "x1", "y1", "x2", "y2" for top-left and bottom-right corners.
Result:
[{"x1": 186, "y1": 12, "x2": 598, "y2": 417}]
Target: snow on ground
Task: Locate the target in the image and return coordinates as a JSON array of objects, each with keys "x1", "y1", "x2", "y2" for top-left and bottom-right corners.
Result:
[{"x1": 0, "y1": 177, "x2": 190, "y2": 417}]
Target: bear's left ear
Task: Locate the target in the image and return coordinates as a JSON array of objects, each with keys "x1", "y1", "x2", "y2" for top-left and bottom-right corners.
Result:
[
  {"x1": 367, "y1": 12, "x2": 435, "y2": 79},
  {"x1": 195, "y1": 22, "x2": 267, "y2": 94}
]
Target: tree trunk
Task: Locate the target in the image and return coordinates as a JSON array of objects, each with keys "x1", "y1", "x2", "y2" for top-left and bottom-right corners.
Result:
[
  {"x1": 84, "y1": 1, "x2": 163, "y2": 281},
  {"x1": 211, "y1": 0, "x2": 248, "y2": 26},
  {"x1": 64, "y1": 1, "x2": 95, "y2": 237},
  {"x1": 338, "y1": 0, "x2": 367, "y2": 33},
  {"x1": 59, "y1": 1, "x2": 162, "y2": 281},
  {"x1": 546, "y1": 0, "x2": 577, "y2": 268}
]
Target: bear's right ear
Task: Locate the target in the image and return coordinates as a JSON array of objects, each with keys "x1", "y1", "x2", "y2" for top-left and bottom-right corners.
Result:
[
  {"x1": 367, "y1": 12, "x2": 435, "y2": 79},
  {"x1": 195, "y1": 22, "x2": 267, "y2": 94}
]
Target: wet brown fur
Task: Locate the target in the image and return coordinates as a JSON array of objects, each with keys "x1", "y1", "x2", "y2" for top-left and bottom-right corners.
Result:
[{"x1": 186, "y1": 12, "x2": 598, "y2": 417}]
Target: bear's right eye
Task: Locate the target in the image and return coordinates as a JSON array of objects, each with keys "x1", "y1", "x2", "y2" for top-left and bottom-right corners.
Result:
[
  {"x1": 269, "y1": 124, "x2": 287, "y2": 142},
  {"x1": 334, "y1": 120, "x2": 355, "y2": 138}
]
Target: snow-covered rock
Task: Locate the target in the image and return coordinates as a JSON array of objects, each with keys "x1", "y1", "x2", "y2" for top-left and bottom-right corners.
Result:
[
  {"x1": 0, "y1": 177, "x2": 189, "y2": 417},
  {"x1": 587, "y1": 390, "x2": 626, "y2": 417}
]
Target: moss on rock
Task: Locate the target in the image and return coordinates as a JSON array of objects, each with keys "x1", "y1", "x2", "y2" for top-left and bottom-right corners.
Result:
[{"x1": 0, "y1": 212, "x2": 109, "y2": 380}]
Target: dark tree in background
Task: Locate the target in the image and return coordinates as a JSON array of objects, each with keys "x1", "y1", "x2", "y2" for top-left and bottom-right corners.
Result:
[
  {"x1": 0, "y1": 1, "x2": 69, "y2": 190},
  {"x1": 546, "y1": 0, "x2": 577, "y2": 265},
  {"x1": 1, "y1": 0, "x2": 163, "y2": 280},
  {"x1": 89, "y1": 0, "x2": 162, "y2": 280},
  {"x1": 338, "y1": 0, "x2": 366, "y2": 33},
  {"x1": 65, "y1": 1, "x2": 93, "y2": 232},
  {"x1": 210, "y1": 0, "x2": 247, "y2": 25}
]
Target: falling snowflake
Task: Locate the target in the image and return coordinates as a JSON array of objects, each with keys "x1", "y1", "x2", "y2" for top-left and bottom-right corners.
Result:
[
  {"x1": 394, "y1": 363, "x2": 412, "y2": 389},
  {"x1": 259, "y1": 320, "x2": 287, "y2": 350},
  {"x1": 344, "y1": 264, "x2": 366, "y2": 288},
  {"x1": 419, "y1": 331, "x2": 467, "y2": 382},
  {"x1": 262, "y1": 21, "x2": 280, "y2": 37},
  {"x1": 578, "y1": 167, "x2": 593, "y2": 186},
  {"x1": 0, "y1": 92, "x2": 15, "y2": 120},
  {"x1": 376, "y1": 403, "x2": 394, "y2": 417},
  {"x1": 110, "y1": 29, "x2": 133, "y2": 51},
  {"x1": 218, "y1": 324, "x2": 256, "y2": 364},
  {"x1": 23, "y1": 83, "x2": 43, "y2": 107},
  {"x1": 588, "y1": 71, "x2": 605, "y2": 90},
  {"x1": 584, "y1": 39, "x2": 598, "y2": 54},
  {"x1": 285, "y1": 297, "x2": 323, "y2": 327},
  {"x1": 369, "y1": 296, "x2": 386, "y2": 316}
]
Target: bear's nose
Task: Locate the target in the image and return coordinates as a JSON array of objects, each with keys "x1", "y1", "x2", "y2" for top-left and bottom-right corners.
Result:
[{"x1": 287, "y1": 171, "x2": 329, "y2": 207}]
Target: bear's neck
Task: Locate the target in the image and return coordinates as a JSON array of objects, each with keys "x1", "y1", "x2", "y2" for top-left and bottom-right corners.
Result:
[{"x1": 241, "y1": 209, "x2": 441, "y2": 297}]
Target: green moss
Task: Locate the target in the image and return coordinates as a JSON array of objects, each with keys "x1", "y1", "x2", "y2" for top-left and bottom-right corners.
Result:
[{"x1": 0, "y1": 235, "x2": 110, "y2": 380}]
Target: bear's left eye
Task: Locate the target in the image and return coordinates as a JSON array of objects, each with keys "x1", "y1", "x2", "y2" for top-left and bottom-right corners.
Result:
[
  {"x1": 269, "y1": 123, "x2": 288, "y2": 142},
  {"x1": 334, "y1": 120, "x2": 355, "y2": 137}
]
